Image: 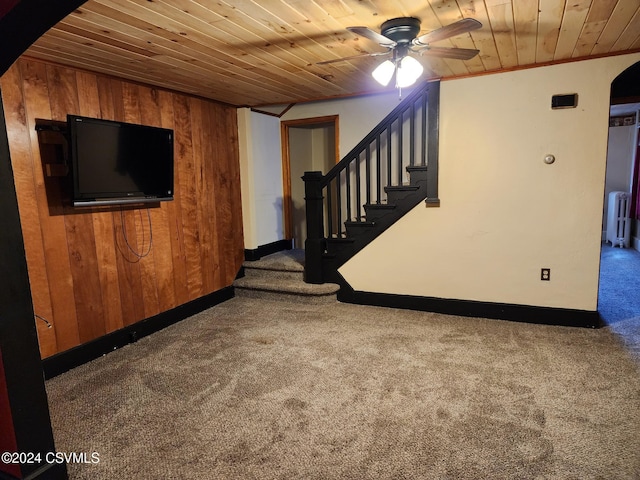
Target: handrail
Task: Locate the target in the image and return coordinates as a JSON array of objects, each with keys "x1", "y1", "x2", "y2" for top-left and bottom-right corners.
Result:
[{"x1": 320, "y1": 80, "x2": 436, "y2": 188}]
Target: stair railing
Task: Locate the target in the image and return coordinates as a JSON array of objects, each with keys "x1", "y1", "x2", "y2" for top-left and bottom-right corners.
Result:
[{"x1": 303, "y1": 80, "x2": 440, "y2": 284}]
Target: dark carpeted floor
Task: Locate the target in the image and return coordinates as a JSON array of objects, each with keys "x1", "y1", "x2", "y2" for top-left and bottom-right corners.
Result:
[
  {"x1": 599, "y1": 243, "x2": 640, "y2": 365},
  {"x1": 46, "y1": 294, "x2": 640, "y2": 479},
  {"x1": 599, "y1": 243, "x2": 640, "y2": 325}
]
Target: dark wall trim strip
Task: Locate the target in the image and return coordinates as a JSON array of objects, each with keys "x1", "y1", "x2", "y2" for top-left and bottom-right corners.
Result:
[
  {"x1": 338, "y1": 285, "x2": 601, "y2": 329},
  {"x1": 43, "y1": 287, "x2": 234, "y2": 379},
  {"x1": 244, "y1": 239, "x2": 292, "y2": 261},
  {"x1": 1, "y1": 92, "x2": 66, "y2": 479},
  {"x1": 0, "y1": 0, "x2": 88, "y2": 75}
]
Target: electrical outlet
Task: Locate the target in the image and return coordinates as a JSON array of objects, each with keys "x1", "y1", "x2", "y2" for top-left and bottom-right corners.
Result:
[{"x1": 541, "y1": 268, "x2": 551, "y2": 281}]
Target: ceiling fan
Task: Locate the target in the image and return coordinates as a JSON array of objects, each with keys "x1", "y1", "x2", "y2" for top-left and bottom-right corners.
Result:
[{"x1": 319, "y1": 17, "x2": 482, "y2": 88}]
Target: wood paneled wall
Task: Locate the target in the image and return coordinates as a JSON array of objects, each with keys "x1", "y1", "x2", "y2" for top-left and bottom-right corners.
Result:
[{"x1": 0, "y1": 57, "x2": 244, "y2": 358}]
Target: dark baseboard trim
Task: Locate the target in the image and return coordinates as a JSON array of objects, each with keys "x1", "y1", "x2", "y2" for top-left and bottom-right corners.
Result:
[
  {"x1": 244, "y1": 239, "x2": 292, "y2": 261},
  {"x1": 42, "y1": 287, "x2": 234, "y2": 379},
  {"x1": 338, "y1": 285, "x2": 601, "y2": 328}
]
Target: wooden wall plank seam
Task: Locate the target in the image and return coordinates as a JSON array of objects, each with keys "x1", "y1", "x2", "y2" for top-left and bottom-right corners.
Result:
[{"x1": 23, "y1": 60, "x2": 82, "y2": 352}]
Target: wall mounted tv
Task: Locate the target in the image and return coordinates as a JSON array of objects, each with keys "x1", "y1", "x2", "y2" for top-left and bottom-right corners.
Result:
[{"x1": 68, "y1": 115, "x2": 174, "y2": 207}]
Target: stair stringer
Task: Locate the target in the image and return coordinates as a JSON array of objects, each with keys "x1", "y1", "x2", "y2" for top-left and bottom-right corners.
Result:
[{"x1": 322, "y1": 177, "x2": 432, "y2": 289}]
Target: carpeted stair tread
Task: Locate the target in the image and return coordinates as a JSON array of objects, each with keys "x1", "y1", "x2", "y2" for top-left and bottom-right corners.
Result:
[
  {"x1": 242, "y1": 249, "x2": 305, "y2": 272},
  {"x1": 234, "y1": 276, "x2": 339, "y2": 296},
  {"x1": 234, "y1": 249, "x2": 340, "y2": 304},
  {"x1": 242, "y1": 260, "x2": 304, "y2": 273}
]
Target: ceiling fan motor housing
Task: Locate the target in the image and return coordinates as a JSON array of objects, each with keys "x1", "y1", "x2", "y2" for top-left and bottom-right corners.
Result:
[{"x1": 380, "y1": 17, "x2": 421, "y2": 44}]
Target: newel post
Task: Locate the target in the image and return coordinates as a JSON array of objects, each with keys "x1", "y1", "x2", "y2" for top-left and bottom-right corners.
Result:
[
  {"x1": 426, "y1": 80, "x2": 440, "y2": 206},
  {"x1": 302, "y1": 171, "x2": 324, "y2": 284}
]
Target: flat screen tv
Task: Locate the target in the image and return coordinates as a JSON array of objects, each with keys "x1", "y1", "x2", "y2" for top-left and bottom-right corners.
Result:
[{"x1": 67, "y1": 115, "x2": 174, "y2": 207}]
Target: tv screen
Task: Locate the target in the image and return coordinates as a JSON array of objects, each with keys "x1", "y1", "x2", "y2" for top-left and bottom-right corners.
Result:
[{"x1": 68, "y1": 115, "x2": 174, "y2": 207}]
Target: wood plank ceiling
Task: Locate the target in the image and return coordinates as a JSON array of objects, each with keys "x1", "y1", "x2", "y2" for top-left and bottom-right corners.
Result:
[{"x1": 23, "y1": 0, "x2": 640, "y2": 107}]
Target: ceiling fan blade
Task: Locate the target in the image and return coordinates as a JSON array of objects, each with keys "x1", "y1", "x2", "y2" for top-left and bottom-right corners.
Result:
[
  {"x1": 414, "y1": 18, "x2": 482, "y2": 45},
  {"x1": 316, "y1": 51, "x2": 391, "y2": 65},
  {"x1": 417, "y1": 46, "x2": 480, "y2": 60},
  {"x1": 347, "y1": 26, "x2": 396, "y2": 47}
]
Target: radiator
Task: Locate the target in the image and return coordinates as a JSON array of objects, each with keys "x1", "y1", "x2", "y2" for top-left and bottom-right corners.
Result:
[{"x1": 606, "y1": 191, "x2": 631, "y2": 248}]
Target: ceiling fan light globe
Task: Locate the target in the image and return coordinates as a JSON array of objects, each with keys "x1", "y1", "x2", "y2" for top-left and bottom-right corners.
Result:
[
  {"x1": 396, "y1": 55, "x2": 423, "y2": 88},
  {"x1": 372, "y1": 60, "x2": 395, "y2": 86}
]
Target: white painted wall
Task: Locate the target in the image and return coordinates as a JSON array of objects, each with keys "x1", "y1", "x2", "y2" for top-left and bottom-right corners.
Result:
[
  {"x1": 289, "y1": 128, "x2": 313, "y2": 249},
  {"x1": 603, "y1": 123, "x2": 637, "y2": 237},
  {"x1": 606, "y1": 124, "x2": 637, "y2": 195},
  {"x1": 312, "y1": 126, "x2": 335, "y2": 173},
  {"x1": 339, "y1": 54, "x2": 640, "y2": 311},
  {"x1": 281, "y1": 88, "x2": 416, "y2": 157},
  {"x1": 237, "y1": 109, "x2": 284, "y2": 249}
]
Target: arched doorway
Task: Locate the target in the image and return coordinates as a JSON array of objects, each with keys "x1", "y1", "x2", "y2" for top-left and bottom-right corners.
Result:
[{"x1": 598, "y1": 61, "x2": 640, "y2": 325}]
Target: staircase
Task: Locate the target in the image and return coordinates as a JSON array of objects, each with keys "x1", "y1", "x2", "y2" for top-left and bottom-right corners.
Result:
[
  {"x1": 234, "y1": 249, "x2": 340, "y2": 304},
  {"x1": 303, "y1": 80, "x2": 440, "y2": 291}
]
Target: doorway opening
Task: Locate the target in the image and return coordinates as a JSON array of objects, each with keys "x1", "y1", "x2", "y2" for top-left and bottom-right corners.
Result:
[
  {"x1": 599, "y1": 61, "x2": 640, "y2": 326},
  {"x1": 281, "y1": 116, "x2": 339, "y2": 250}
]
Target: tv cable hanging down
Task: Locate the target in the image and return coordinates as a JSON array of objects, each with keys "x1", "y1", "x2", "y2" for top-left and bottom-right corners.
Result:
[{"x1": 118, "y1": 207, "x2": 153, "y2": 262}]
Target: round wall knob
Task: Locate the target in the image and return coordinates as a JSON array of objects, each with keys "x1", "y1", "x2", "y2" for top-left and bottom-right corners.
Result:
[{"x1": 544, "y1": 154, "x2": 555, "y2": 164}]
